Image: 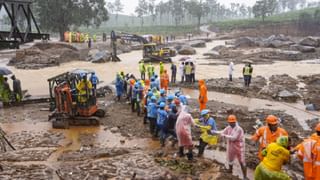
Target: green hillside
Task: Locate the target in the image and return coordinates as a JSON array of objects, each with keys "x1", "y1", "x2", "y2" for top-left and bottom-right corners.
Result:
[{"x1": 212, "y1": 7, "x2": 320, "y2": 31}]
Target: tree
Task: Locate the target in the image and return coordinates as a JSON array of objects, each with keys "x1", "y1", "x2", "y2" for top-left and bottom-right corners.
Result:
[
  {"x1": 35, "y1": 0, "x2": 108, "y2": 41},
  {"x1": 135, "y1": 0, "x2": 148, "y2": 27},
  {"x1": 148, "y1": 0, "x2": 157, "y2": 25},
  {"x1": 156, "y1": 1, "x2": 166, "y2": 25},
  {"x1": 113, "y1": 0, "x2": 124, "y2": 22},
  {"x1": 253, "y1": 0, "x2": 277, "y2": 21},
  {"x1": 170, "y1": 0, "x2": 185, "y2": 26},
  {"x1": 185, "y1": 0, "x2": 209, "y2": 29},
  {"x1": 287, "y1": 0, "x2": 299, "y2": 11}
]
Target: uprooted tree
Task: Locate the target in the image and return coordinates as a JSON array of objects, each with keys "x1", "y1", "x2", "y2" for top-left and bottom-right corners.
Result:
[{"x1": 35, "y1": 0, "x2": 109, "y2": 41}]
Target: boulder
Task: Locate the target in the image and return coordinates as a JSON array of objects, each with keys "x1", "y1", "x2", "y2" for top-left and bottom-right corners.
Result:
[
  {"x1": 234, "y1": 37, "x2": 256, "y2": 48},
  {"x1": 268, "y1": 40, "x2": 295, "y2": 48},
  {"x1": 277, "y1": 90, "x2": 299, "y2": 102},
  {"x1": 188, "y1": 40, "x2": 206, "y2": 48},
  {"x1": 211, "y1": 45, "x2": 228, "y2": 52},
  {"x1": 299, "y1": 37, "x2": 319, "y2": 47},
  {"x1": 203, "y1": 50, "x2": 221, "y2": 58},
  {"x1": 178, "y1": 46, "x2": 196, "y2": 55},
  {"x1": 290, "y1": 44, "x2": 316, "y2": 53},
  {"x1": 88, "y1": 49, "x2": 100, "y2": 57},
  {"x1": 90, "y1": 50, "x2": 111, "y2": 63}
]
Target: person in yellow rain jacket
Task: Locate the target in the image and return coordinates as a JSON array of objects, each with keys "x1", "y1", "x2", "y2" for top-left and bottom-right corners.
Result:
[
  {"x1": 76, "y1": 75, "x2": 93, "y2": 104},
  {"x1": 195, "y1": 109, "x2": 217, "y2": 157},
  {"x1": 254, "y1": 136, "x2": 291, "y2": 180},
  {"x1": 159, "y1": 61, "x2": 164, "y2": 75}
]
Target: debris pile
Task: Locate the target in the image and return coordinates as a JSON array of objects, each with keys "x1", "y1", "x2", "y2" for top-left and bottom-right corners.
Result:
[{"x1": 8, "y1": 43, "x2": 81, "y2": 69}]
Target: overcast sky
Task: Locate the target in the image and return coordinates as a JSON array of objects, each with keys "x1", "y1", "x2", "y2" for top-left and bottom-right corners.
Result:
[{"x1": 110, "y1": 0, "x2": 257, "y2": 15}]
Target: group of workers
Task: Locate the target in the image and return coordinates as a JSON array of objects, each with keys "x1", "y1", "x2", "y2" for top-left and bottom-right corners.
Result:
[
  {"x1": 228, "y1": 61, "x2": 254, "y2": 87},
  {"x1": 115, "y1": 60, "x2": 320, "y2": 180},
  {"x1": 179, "y1": 61, "x2": 196, "y2": 84},
  {"x1": 0, "y1": 75, "x2": 22, "y2": 104}
]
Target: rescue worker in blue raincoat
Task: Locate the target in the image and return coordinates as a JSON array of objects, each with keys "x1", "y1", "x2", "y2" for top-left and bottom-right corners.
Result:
[
  {"x1": 143, "y1": 91, "x2": 153, "y2": 124},
  {"x1": 150, "y1": 77, "x2": 157, "y2": 90},
  {"x1": 158, "y1": 89, "x2": 166, "y2": 105},
  {"x1": 175, "y1": 91, "x2": 188, "y2": 105},
  {"x1": 147, "y1": 96, "x2": 158, "y2": 136},
  {"x1": 90, "y1": 72, "x2": 99, "y2": 96},
  {"x1": 196, "y1": 109, "x2": 217, "y2": 157},
  {"x1": 163, "y1": 104, "x2": 178, "y2": 147},
  {"x1": 157, "y1": 102, "x2": 168, "y2": 147},
  {"x1": 115, "y1": 73, "x2": 124, "y2": 101},
  {"x1": 166, "y1": 94, "x2": 175, "y2": 110},
  {"x1": 154, "y1": 74, "x2": 160, "y2": 90},
  {"x1": 132, "y1": 82, "x2": 143, "y2": 116}
]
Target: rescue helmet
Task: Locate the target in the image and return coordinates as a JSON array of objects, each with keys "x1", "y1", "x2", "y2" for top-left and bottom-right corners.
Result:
[
  {"x1": 227, "y1": 115, "x2": 237, "y2": 123},
  {"x1": 276, "y1": 136, "x2": 289, "y2": 148},
  {"x1": 167, "y1": 94, "x2": 175, "y2": 101},
  {"x1": 159, "y1": 102, "x2": 166, "y2": 108},
  {"x1": 266, "y1": 115, "x2": 278, "y2": 125},
  {"x1": 201, "y1": 109, "x2": 210, "y2": 116},
  {"x1": 151, "y1": 96, "x2": 157, "y2": 101},
  {"x1": 160, "y1": 89, "x2": 166, "y2": 95}
]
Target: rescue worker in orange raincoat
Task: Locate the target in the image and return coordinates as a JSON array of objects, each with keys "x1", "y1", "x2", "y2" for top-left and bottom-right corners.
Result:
[
  {"x1": 251, "y1": 115, "x2": 288, "y2": 161},
  {"x1": 198, "y1": 79, "x2": 208, "y2": 111},
  {"x1": 295, "y1": 123, "x2": 319, "y2": 180},
  {"x1": 160, "y1": 70, "x2": 169, "y2": 91},
  {"x1": 312, "y1": 123, "x2": 320, "y2": 180}
]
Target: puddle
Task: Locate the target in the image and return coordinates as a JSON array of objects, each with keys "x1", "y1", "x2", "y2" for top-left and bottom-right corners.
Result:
[
  {"x1": 204, "y1": 149, "x2": 255, "y2": 180},
  {"x1": 182, "y1": 88, "x2": 320, "y2": 130}
]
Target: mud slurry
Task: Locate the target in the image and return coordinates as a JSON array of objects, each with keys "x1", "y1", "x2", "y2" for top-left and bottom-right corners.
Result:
[{"x1": 0, "y1": 98, "x2": 236, "y2": 180}]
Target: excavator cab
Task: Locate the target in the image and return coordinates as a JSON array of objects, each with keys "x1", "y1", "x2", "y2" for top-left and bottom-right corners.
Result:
[
  {"x1": 143, "y1": 43, "x2": 157, "y2": 57},
  {"x1": 48, "y1": 69, "x2": 105, "y2": 129}
]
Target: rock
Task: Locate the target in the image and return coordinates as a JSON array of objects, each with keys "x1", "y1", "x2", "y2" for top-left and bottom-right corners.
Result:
[
  {"x1": 290, "y1": 44, "x2": 316, "y2": 53},
  {"x1": 188, "y1": 40, "x2": 206, "y2": 48},
  {"x1": 211, "y1": 45, "x2": 228, "y2": 52},
  {"x1": 110, "y1": 127, "x2": 119, "y2": 133},
  {"x1": 299, "y1": 36, "x2": 320, "y2": 47},
  {"x1": 306, "y1": 104, "x2": 316, "y2": 111},
  {"x1": 88, "y1": 49, "x2": 100, "y2": 57},
  {"x1": 203, "y1": 50, "x2": 220, "y2": 58},
  {"x1": 234, "y1": 37, "x2": 257, "y2": 48},
  {"x1": 268, "y1": 40, "x2": 295, "y2": 48},
  {"x1": 89, "y1": 50, "x2": 111, "y2": 63},
  {"x1": 178, "y1": 46, "x2": 196, "y2": 55},
  {"x1": 278, "y1": 90, "x2": 294, "y2": 97}
]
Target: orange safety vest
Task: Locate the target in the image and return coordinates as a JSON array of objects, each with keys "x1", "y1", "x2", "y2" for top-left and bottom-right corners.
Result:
[
  {"x1": 251, "y1": 126, "x2": 288, "y2": 160},
  {"x1": 297, "y1": 139, "x2": 317, "y2": 180},
  {"x1": 312, "y1": 140, "x2": 320, "y2": 180}
]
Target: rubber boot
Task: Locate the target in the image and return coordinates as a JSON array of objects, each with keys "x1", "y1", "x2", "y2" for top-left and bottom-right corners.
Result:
[
  {"x1": 187, "y1": 150, "x2": 193, "y2": 161},
  {"x1": 178, "y1": 146, "x2": 185, "y2": 157},
  {"x1": 160, "y1": 138, "x2": 165, "y2": 147}
]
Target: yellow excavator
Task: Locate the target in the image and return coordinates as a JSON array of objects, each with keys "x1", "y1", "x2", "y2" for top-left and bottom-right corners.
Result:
[{"x1": 110, "y1": 31, "x2": 176, "y2": 63}]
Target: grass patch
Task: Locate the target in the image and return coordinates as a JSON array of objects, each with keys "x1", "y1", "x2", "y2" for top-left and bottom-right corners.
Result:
[
  {"x1": 212, "y1": 7, "x2": 320, "y2": 31},
  {"x1": 79, "y1": 25, "x2": 199, "y2": 36}
]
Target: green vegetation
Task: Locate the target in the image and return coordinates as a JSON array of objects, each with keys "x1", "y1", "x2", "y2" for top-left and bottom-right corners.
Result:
[
  {"x1": 212, "y1": 7, "x2": 320, "y2": 31},
  {"x1": 79, "y1": 25, "x2": 199, "y2": 36}
]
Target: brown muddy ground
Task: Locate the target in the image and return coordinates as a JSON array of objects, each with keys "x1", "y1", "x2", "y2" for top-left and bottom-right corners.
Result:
[
  {"x1": 171, "y1": 74, "x2": 302, "y2": 103},
  {"x1": 0, "y1": 96, "x2": 241, "y2": 180}
]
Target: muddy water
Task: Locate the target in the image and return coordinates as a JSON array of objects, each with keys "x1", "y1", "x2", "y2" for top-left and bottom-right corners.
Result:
[
  {"x1": 205, "y1": 149, "x2": 254, "y2": 179},
  {"x1": 4, "y1": 38, "x2": 320, "y2": 96},
  {"x1": 183, "y1": 88, "x2": 320, "y2": 130}
]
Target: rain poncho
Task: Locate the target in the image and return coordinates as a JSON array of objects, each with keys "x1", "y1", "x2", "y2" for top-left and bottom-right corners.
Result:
[
  {"x1": 176, "y1": 109, "x2": 195, "y2": 147},
  {"x1": 115, "y1": 75, "x2": 124, "y2": 97},
  {"x1": 90, "y1": 74, "x2": 99, "y2": 85},
  {"x1": 157, "y1": 109, "x2": 168, "y2": 127},
  {"x1": 76, "y1": 80, "x2": 92, "y2": 103},
  {"x1": 221, "y1": 125, "x2": 245, "y2": 164},
  {"x1": 147, "y1": 102, "x2": 158, "y2": 118}
]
